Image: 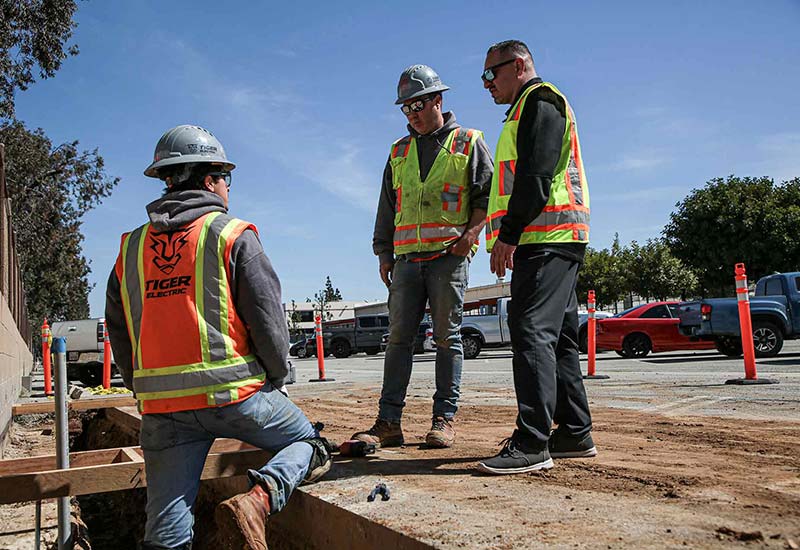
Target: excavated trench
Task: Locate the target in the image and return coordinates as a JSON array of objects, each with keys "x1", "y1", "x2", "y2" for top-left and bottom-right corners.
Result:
[{"x1": 70, "y1": 409, "x2": 429, "y2": 550}]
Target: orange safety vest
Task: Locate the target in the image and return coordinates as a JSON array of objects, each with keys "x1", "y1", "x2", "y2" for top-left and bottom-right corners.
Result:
[{"x1": 115, "y1": 211, "x2": 266, "y2": 414}]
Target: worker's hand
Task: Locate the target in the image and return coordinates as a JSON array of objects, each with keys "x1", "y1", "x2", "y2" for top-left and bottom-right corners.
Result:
[
  {"x1": 448, "y1": 235, "x2": 475, "y2": 257},
  {"x1": 490, "y1": 240, "x2": 516, "y2": 278},
  {"x1": 379, "y1": 261, "x2": 394, "y2": 288}
]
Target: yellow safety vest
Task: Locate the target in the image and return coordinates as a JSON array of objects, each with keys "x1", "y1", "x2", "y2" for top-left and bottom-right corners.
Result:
[
  {"x1": 486, "y1": 82, "x2": 590, "y2": 251},
  {"x1": 390, "y1": 127, "x2": 482, "y2": 255}
]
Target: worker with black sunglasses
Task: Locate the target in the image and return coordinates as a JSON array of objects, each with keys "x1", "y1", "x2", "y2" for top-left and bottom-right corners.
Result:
[
  {"x1": 355, "y1": 65, "x2": 493, "y2": 450},
  {"x1": 476, "y1": 40, "x2": 596, "y2": 476}
]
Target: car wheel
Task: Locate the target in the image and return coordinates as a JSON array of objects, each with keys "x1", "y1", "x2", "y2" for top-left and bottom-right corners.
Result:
[
  {"x1": 78, "y1": 366, "x2": 102, "y2": 387},
  {"x1": 332, "y1": 339, "x2": 351, "y2": 359},
  {"x1": 752, "y1": 321, "x2": 783, "y2": 358},
  {"x1": 462, "y1": 334, "x2": 481, "y2": 360},
  {"x1": 615, "y1": 349, "x2": 629, "y2": 358},
  {"x1": 622, "y1": 333, "x2": 651, "y2": 358},
  {"x1": 714, "y1": 337, "x2": 742, "y2": 357},
  {"x1": 578, "y1": 325, "x2": 588, "y2": 354},
  {"x1": 296, "y1": 346, "x2": 307, "y2": 359}
]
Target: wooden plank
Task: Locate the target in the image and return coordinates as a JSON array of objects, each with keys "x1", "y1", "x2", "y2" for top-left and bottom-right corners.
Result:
[
  {"x1": 0, "y1": 449, "x2": 122, "y2": 476},
  {"x1": 270, "y1": 490, "x2": 437, "y2": 550},
  {"x1": 0, "y1": 442, "x2": 273, "y2": 504},
  {"x1": 12, "y1": 396, "x2": 137, "y2": 415}
]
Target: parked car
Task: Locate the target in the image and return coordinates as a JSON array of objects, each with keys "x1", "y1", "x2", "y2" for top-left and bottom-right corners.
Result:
[
  {"x1": 577, "y1": 310, "x2": 613, "y2": 354},
  {"x1": 50, "y1": 318, "x2": 114, "y2": 385},
  {"x1": 596, "y1": 301, "x2": 715, "y2": 358},
  {"x1": 380, "y1": 322, "x2": 431, "y2": 354},
  {"x1": 289, "y1": 337, "x2": 311, "y2": 358},
  {"x1": 678, "y1": 272, "x2": 800, "y2": 358},
  {"x1": 461, "y1": 298, "x2": 610, "y2": 359},
  {"x1": 322, "y1": 314, "x2": 390, "y2": 358}
]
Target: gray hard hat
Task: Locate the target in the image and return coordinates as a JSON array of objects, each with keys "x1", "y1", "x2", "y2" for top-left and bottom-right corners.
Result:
[
  {"x1": 395, "y1": 65, "x2": 450, "y2": 105},
  {"x1": 144, "y1": 124, "x2": 236, "y2": 179}
]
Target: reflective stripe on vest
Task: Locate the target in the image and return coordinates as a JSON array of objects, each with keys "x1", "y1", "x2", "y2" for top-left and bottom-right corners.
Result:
[
  {"x1": 120, "y1": 212, "x2": 265, "y2": 413},
  {"x1": 390, "y1": 127, "x2": 482, "y2": 255},
  {"x1": 486, "y1": 82, "x2": 590, "y2": 251}
]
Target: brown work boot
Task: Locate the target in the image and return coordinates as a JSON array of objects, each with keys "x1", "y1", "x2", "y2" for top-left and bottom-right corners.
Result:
[
  {"x1": 425, "y1": 416, "x2": 455, "y2": 448},
  {"x1": 351, "y1": 418, "x2": 404, "y2": 448},
  {"x1": 215, "y1": 484, "x2": 271, "y2": 550}
]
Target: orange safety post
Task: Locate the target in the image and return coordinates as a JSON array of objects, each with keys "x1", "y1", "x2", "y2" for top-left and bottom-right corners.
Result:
[
  {"x1": 42, "y1": 318, "x2": 53, "y2": 396},
  {"x1": 726, "y1": 263, "x2": 777, "y2": 385},
  {"x1": 309, "y1": 314, "x2": 335, "y2": 382},
  {"x1": 583, "y1": 290, "x2": 609, "y2": 380},
  {"x1": 102, "y1": 320, "x2": 112, "y2": 389}
]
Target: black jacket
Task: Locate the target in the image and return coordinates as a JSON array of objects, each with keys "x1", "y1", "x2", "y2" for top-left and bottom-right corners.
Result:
[{"x1": 499, "y1": 78, "x2": 586, "y2": 263}]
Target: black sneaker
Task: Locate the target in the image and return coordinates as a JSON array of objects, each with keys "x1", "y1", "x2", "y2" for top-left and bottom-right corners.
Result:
[
  {"x1": 476, "y1": 430, "x2": 554, "y2": 475},
  {"x1": 548, "y1": 430, "x2": 597, "y2": 459}
]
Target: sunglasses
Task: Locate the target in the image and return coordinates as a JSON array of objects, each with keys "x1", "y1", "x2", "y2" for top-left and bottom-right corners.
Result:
[
  {"x1": 400, "y1": 96, "x2": 434, "y2": 115},
  {"x1": 481, "y1": 58, "x2": 518, "y2": 82},
  {"x1": 209, "y1": 171, "x2": 232, "y2": 189}
]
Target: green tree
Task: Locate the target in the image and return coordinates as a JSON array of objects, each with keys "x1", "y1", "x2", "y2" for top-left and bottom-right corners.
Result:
[
  {"x1": 323, "y1": 275, "x2": 342, "y2": 302},
  {"x1": 1, "y1": 120, "x2": 119, "y2": 327},
  {"x1": 622, "y1": 239, "x2": 698, "y2": 301},
  {"x1": 0, "y1": 0, "x2": 80, "y2": 118},
  {"x1": 576, "y1": 234, "x2": 626, "y2": 311},
  {"x1": 307, "y1": 276, "x2": 342, "y2": 321},
  {"x1": 664, "y1": 176, "x2": 800, "y2": 295}
]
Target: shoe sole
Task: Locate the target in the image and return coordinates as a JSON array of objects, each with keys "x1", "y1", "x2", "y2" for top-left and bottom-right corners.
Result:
[
  {"x1": 303, "y1": 458, "x2": 332, "y2": 484},
  {"x1": 550, "y1": 446, "x2": 597, "y2": 459},
  {"x1": 476, "y1": 458, "x2": 554, "y2": 475},
  {"x1": 425, "y1": 435, "x2": 454, "y2": 448},
  {"x1": 351, "y1": 436, "x2": 404, "y2": 448}
]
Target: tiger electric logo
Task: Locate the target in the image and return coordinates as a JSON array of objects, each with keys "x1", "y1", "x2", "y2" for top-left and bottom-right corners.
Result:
[{"x1": 146, "y1": 229, "x2": 192, "y2": 299}]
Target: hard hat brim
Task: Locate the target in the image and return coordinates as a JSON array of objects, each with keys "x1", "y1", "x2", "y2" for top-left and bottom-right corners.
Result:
[
  {"x1": 144, "y1": 156, "x2": 237, "y2": 178},
  {"x1": 395, "y1": 84, "x2": 450, "y2": 105}
]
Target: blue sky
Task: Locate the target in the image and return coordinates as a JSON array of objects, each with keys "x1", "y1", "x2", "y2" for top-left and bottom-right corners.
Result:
[{"x1": 13, "y1": 1, "x2": 800, "y2": 317}]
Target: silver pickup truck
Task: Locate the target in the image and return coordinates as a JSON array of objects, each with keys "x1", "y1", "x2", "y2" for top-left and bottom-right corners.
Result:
[
  {"x1": 460, "y1": 298, "x2": 611, "y2": 359},
  {"x1": 50, "y1": 318, "x2": 114, "y2": 385}
]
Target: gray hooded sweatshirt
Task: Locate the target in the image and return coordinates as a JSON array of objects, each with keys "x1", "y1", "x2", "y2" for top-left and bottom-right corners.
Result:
[{"x1": 105, "y1": 190, "x2": 289, "y2": 392}]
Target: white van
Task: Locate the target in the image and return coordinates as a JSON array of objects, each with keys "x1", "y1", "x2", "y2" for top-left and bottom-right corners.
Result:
[{"x1": 50, "y1": 318, "x2": 114, "y2": 384}]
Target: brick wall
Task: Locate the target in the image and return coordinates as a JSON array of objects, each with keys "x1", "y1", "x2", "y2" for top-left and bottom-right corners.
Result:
[{"x1": 0, "y1": 291, "x2": 32, "y2": 456}]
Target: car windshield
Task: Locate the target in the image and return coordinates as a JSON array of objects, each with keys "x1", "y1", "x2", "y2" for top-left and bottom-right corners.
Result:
[{"x1": 613, "y1": 304, "x2": 646, "y2": 318}]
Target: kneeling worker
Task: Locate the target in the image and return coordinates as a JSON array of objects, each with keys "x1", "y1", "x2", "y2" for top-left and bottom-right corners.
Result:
[{"x1": 105, "y1": 124, "x2": 331, "y2": 549}]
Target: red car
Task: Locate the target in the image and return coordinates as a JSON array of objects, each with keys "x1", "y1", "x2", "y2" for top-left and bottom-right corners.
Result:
[{"x1": 596, "y1": 301, "x2": 715, "y2": 358}]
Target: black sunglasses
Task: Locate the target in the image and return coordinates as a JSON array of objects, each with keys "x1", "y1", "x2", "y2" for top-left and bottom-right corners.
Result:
[
  {"x1": 481, "y1": 58, "x2": 518, "y2": 82},
  {"x1": 400, "y1": 96, "x2": 434, "y2": 115},
  {"x1": 209, "y1": 171, "x2": 232, "y2": 189}
]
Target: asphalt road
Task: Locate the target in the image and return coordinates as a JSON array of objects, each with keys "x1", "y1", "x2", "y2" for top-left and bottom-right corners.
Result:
[
  {"x1": 23, "y1": 341, "x2": 800, "y2": 421},
  {"x1": 289, "y1": 340, "x2": 800, "y2": 422}
]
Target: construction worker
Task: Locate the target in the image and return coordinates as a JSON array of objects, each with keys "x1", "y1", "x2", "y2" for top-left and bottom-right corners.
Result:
[
  {"x1": 476, "y1": 41, "x2": 596, "y2": 474},
  {"x1": 353, "y1": 65, "x2": 493, "y2": 448},
  {"x1": 105, "y1": 125, "x2": 332, "y2": 550}
]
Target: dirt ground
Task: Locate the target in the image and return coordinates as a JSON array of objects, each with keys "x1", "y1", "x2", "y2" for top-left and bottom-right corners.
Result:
[
  {"x1": 300, "y1": 393, "x2": 800, "y2": 549},
  {"x1": 2, "y1": 393, "x2": 799, "y2": 549},
  {"x1": 0, "y1": 416, "x2": 60, "y2": 550}
]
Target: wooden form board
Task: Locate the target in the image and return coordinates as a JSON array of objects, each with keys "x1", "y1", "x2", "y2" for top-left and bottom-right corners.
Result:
[
  {"x1": 12, "y1": 395, "x2": 137, "y2": 415},
  {"x1": 0, "y1": 438, "x2": 271, "y2": 504}
]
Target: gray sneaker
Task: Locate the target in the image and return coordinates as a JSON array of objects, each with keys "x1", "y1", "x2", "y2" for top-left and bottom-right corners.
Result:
[
  {"x1": 476, "y1": 430, "x2": 554, "y2": 475},
  {"x1": 548, "y1": 430, "x2": 597, "y2": 459}
]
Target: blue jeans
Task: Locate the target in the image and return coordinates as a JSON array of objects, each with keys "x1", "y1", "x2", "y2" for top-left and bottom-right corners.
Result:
[
  {"x1": 140, "y1": 384, "x2": 317, "y2": 549},
  {"x1": 379, "y1": 253, "x2": 468, "y2": 421}
]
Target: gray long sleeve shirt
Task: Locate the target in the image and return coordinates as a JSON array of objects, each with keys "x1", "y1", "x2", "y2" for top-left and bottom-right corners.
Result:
[
  {"x1": 105, "y1": 190, "x2": 290, "y2": 391},
  {"x1": 372, "y1": 112, "x2": 494, "y2": 265}
]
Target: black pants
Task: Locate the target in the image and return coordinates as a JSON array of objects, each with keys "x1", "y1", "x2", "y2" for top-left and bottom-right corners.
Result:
[{"x1": 508, "y1": 250, "x2": 592, "y2": 447}]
